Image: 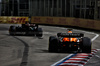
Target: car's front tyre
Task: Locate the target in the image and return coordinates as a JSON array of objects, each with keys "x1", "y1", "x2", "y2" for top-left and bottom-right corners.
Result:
[
  {"x1": 82, "y1": 37, "x2": 92, "y2": 53},
  {"x1": 9, "y1": 26, "x2": 16, "y2": 35}
]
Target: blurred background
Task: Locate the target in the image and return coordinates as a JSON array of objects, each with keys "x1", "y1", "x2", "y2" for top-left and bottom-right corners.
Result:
[{"x1": 0, "y1": 0, "x2": 100, "y2": 20}]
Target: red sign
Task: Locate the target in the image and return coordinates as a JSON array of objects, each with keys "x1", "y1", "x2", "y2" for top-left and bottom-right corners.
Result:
[
  {"x1": 33, "y1": 17, "x2": 41, "y2": 22},
  {"x1": 8, "y1": 17, "x2": 27, "y2": 23},
  {"x1": 0, "y1": 21, "x2": 2, "y2": 23},
  {"x1": 45, "y1": 18, "x2": 54, "y2": 23},
  {"x1": 73, "y1": 18, "x2": 80, "y2": 26},
  {"x1": 86, "y1": 20, "x2": 95, "y2": 28},
  {"x1": 58, "y1": 18, "x2": 67, "y2": 24}
]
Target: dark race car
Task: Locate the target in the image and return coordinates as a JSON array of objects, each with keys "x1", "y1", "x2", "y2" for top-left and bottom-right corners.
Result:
[
  {"x1": 9, "y1": 23, "x2": 43, "y2": 37},
  {"x1": 48, "y1": 29, "x2": 92, "y2": 53}
]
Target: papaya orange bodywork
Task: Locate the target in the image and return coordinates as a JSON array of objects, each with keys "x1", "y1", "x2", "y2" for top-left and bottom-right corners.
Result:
[{"x1": 63, "y1": 38, "x2": 77, "y2": 42}]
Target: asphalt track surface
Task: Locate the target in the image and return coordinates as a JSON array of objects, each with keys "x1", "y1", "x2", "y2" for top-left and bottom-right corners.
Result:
[{"x1": 0, "y1": 24, "x2": 100, "y2": 66}]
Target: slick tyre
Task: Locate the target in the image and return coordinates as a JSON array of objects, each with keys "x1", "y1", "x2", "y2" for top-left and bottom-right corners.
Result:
[
  {"x1": 48, "y1": 36, "x2": 59, "y2": 52},
  {"x1": 36, "y1": 28, "x2": 43, "y2": 37},
  {"x1": 9, "y1": 26, "x2": 16, "y2": 35},
  {"x1": 82, "y1": 37, "x2": 92, "y2": 53}
]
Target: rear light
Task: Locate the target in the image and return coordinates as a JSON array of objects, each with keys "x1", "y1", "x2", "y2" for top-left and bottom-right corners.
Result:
[
  {"x1": 63, "y1": 45, "x2": 66, "y2": 46},
  {"x1": 74, "y1": 45, "x2": 77, "y2": 46}
]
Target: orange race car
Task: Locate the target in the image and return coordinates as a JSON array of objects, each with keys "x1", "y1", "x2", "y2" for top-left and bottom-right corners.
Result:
[{"x1": 48, "y1": 29, "x2": 92, "y2": 53}]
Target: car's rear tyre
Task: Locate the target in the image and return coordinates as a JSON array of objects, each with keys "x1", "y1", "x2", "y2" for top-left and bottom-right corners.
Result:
[
  {"x1": 48, "y1": 36, "x2": 59, "y2": 52},
  {"x1": 82, "y1": 37, "x2": 92, "y2": 53},
  {"x1": 36, "y1": 28, "x2": 43, "y2": 37},
  {"x1": 9, "y1": 26, "x2": 16, "y2": 35}
]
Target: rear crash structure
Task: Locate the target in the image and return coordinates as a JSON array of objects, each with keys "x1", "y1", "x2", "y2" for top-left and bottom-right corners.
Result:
[{"x1": 48, "y1": 33, "x2": 92, "y2": 53}]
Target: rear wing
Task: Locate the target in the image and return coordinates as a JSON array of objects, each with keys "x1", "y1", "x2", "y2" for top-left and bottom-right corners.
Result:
[{"x1": 57, "y1": 33, "x2": 84, "y2": 37}]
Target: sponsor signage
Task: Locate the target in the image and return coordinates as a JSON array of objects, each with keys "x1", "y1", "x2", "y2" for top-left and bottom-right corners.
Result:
[
  {"x1": 31, "y1": 16, "x2": 100, "y2": 30},
  {"x1": 0, "y1": 16, "x2": 29, "y2": 24}
]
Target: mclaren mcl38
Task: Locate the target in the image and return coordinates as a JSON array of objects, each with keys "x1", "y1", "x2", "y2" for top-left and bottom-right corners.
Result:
[{"x1": 48, "y1": 29, "x2": 92, "y2": 53}]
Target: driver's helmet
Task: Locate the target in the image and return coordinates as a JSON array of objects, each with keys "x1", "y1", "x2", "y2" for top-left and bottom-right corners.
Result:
[{"x1": 68, "y1": 31, "x2": 72, "y2": 33}]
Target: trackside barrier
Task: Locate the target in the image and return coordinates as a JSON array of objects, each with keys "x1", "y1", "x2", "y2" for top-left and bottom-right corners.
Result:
[
  {"x1": 31, "y1": 16, "x2": 100, "y2": 30},
  {"x1": 0, "y1": 16, "x2": 29, "y2": 24}
]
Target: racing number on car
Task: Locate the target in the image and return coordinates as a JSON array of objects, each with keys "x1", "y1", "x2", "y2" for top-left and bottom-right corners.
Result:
[{"x1": 9, "y1": 17, "x2": 26, "y2": 23}]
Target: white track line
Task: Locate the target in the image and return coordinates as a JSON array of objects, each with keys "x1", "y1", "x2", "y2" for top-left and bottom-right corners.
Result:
[
  {"x1": 95, "y1": 55, "x2": 100, "y2": 58},
  {"x1": 60, "y1": 63, "x2": 84, "y2": 66},
  {"x1": 51, "y1": 54, "x2": 74, "y2": 66},
  {"x1": 73, "y1": 29, "x2": 99, "y2": 41},
  {"x1": 51, "y1": 28, "x2": 99, "y2": 66},
  {"x1": 91, "y1": 34, "x2": 99, "y2": 41}
]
